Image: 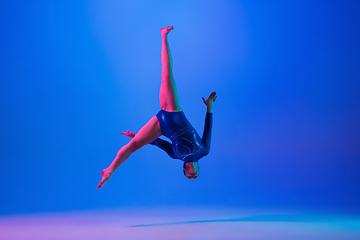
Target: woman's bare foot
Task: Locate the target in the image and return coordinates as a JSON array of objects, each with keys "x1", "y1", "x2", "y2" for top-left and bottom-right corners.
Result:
[
  {"x1": 97, "y1": 168, "x2": 113, "y2": 189},
  {"x1": 161, "y1": 26, "x2": 173, "y2": 38}
]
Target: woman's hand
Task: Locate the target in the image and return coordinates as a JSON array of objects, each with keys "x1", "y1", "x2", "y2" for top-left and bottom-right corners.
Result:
[
  {"x1": 202, "y1": 92, "x2": 217, "y2": 113},
  {"x1": 121, "y1": 130, "x2": 136, "y2": 138}
]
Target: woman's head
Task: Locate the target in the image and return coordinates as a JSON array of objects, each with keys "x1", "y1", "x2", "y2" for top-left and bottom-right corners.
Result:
[{"x1": 183, "y1": 162, "x2": 199, "y2": 179}]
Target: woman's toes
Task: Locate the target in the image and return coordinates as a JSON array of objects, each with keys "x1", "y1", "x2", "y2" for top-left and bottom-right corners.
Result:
[{"x1": 161, "y1": 26, "x2": 173, "y2": 36}]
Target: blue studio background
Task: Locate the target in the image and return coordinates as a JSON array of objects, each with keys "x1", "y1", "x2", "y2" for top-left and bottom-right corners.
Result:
[{"x1": 1, "y1": 0, "x2": 359, "y2": 215}]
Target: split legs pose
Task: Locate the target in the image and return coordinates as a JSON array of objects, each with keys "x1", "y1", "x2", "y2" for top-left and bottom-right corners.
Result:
[{"x1": 98, "y1": 26, "x2": 179, "y2": 189}]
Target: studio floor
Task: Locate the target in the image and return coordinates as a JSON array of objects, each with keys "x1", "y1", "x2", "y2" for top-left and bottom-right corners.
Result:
[{"x1": 1, "y1": 206, "x2": 359, "y2": 240}]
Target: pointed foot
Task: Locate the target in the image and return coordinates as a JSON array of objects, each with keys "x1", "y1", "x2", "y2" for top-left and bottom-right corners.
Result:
[
  {"x1": 160, "y1": 26, "x2": 174, "y2": 38},
  {"x1": 97, "y1": 168, "x2": 113, "y2": 189}
]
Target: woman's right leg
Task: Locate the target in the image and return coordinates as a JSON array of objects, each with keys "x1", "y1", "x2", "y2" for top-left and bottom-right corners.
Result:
[
  {"x1": 98, "y1": 116, "x2": 162, "y2": 189},
  {"x1": 159, "y1": 26, "x2": 182, "y2": 112}
]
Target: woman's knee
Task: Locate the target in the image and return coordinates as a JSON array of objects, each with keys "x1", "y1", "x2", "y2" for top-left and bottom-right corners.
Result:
[{"x1": 127, "y1": 140, "x2": 141, "y2": 153}]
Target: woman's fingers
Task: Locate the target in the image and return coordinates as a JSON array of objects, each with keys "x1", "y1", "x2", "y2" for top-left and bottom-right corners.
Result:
[
  {"x1": 121, "y1": 130, "x2": 132, "y2": 135},
  {"x1": 212, "y1": 92, "x2": 217, "y2": 100},
  {"x1": 202, "y1": 97, "x2": 208, "y2": 105},
  {"x1": 203, "y1": 92, "x2": 217, "y2": 105}
]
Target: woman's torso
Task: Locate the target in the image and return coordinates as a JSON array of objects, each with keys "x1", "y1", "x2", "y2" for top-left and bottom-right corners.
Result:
[{"x1": 156, "y1": 110, "x2": 204, "y2": 161}]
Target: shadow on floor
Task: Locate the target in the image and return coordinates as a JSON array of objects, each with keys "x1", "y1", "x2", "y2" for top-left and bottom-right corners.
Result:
[{"x1": 129, "y1": 214, "x2": 358, "y2": 227}]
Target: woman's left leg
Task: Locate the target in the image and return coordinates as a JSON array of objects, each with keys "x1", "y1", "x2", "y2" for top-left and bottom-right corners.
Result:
[
  {"x1": 98, "y1": 116, "x2": 162, "y2": 189},
  {"x1": 159, "y1": 26, "x2": 182, "y2": 112}
]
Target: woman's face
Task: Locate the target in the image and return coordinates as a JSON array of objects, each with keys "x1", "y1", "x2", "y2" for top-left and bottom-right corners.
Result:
[{"x1": 183, "y1": 162, "x2": 199, "y2": 179}]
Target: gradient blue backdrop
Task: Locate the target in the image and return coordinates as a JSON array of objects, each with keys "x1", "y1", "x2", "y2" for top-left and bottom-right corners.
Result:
[{"x1": 1, "y1": 0, "x2": 359, "y2": 215}]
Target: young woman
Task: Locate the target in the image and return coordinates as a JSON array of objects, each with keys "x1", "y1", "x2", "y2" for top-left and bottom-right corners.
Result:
[{"x1": 98, "y1": 26, "x2": 217, "y2": 189}]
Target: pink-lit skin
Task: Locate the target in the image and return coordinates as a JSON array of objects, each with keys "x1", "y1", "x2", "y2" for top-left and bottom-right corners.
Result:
[
  {"x1": 97, "y1": 114, "x2": 162, "y2": 189},
  {"x1": 97, "y1": 26, "x2": 176, "y2": 189},
  {"x1": 98, "y1": 26, "x2": 216, "y2": 188}
]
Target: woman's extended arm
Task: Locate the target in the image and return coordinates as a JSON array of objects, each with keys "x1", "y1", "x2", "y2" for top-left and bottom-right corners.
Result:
[
  {"x1": 200, "y1": 92, "x2": 217, "y2": 157},
  {"x1": 121, "y1": 131, "x2": 176, "y2": 159},
  {"x1": 201, "y1": 112, "x2": 213, "y2": 156}
]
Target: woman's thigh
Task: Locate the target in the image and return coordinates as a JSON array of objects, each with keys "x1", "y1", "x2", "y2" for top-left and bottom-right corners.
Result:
[
  {"x1": 130, "y1": 116, "x2": 163, "y2": 150},
  {"x1": 159, "y1": 73, "x2": 182, "y2": 112}
]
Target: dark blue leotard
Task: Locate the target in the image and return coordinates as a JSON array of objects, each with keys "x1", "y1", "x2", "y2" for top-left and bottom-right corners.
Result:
[{"x1": 150, "y1": 110, "x2": 213, "y2": 163}]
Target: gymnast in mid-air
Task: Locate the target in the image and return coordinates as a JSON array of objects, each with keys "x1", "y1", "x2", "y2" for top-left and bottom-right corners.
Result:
[{"x1": 97, "y1": 26, "x2": 217, "y2": 189}]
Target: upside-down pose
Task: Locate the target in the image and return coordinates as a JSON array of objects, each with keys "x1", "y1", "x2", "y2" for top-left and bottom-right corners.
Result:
[{"x1": 98, "y1": 26, "x2": 217, "y2": 189}]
